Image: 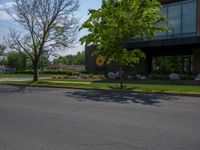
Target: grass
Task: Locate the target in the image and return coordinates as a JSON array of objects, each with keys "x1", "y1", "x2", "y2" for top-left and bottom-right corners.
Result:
[
  {"x1": 2, "y1": 79, "x2": 200, "y2": 95},
  {"x1": 1, "y1": 74, "x2": 200, "y2": 86},
  {"x1": 49, "y1": 78, "x2": 200, "y2": 86}
]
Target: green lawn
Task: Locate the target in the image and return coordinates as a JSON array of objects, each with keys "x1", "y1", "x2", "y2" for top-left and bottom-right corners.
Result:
[
  {"x1": 2, "y1": 80, "x2": 200, "y2": 95},
  {"x1": 1, "y1": 74, "x2": 200, "y2": 94},
  {"x1": 1, "y1": 74, "x2": 200, "y2": 86},
  {"x1": 49, "y1": 78, "x2": 200, "y2": 86}
]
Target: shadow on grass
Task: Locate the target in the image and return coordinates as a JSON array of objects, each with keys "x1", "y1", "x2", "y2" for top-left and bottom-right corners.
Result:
[
  {"x1": 107, "y1": 85, "x2": 136, "y2": 90},
  {"x1": 65, "y1": 89, "x2": 176, "y2": 106},
  {"x1": 92, "y1": 79, "x2": 119, "y2": 84},
  {"x1": 107, "y1": 84, "x2": 167, "y2": 93}
]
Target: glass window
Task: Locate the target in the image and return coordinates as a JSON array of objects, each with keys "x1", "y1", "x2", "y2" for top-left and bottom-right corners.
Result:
[
  {"x1": 143, "y1": 0, "x2": 197, "y2": 40},
  {"x1": 168, "y1": 3, "x2": 181, "y2": 35},
  {"x1": 182, "y1": 1, "x2": 196, "y2": 34},
  {"x1": 157, "y1": 6, "x2": 167, "y2": 36}
]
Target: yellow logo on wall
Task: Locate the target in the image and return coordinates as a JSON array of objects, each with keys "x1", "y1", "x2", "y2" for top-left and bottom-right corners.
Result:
[{"x1": 96, "y1": 56, "x2": 105, "y2": 67}]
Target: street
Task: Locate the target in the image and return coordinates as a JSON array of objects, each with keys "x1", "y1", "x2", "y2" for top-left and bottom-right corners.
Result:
[{"x1": 0, "y1": 85, "x2": 200, "y2": 150}]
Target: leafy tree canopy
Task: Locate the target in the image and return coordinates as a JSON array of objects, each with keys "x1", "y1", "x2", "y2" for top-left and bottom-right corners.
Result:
[
  {"x1": 53, "y1": 51, "x2": 85, "y2": 65},
  {"x1": 80, "y1": 0, "x2": 168, "y2": 66},
  {"x1": 80, "y1": 0, "x2": 168, "y2": 88},
  {"x1": 6, "y1": 51, "x2": 30, "y2": 72}
]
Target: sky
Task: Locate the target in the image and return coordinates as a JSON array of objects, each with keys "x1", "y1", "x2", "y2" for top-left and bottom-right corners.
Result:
[{"x1": 0, "y1": 0, "x2": 102, "y2": 55}]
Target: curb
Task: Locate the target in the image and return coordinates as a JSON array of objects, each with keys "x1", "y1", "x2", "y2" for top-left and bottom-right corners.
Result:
[{"x1": 1, "y1": 83, "x2": 200, "y2": 97}]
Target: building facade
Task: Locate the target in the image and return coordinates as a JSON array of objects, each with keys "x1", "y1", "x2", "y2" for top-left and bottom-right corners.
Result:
[
  {"x1": 85, "y1": 0, "x2": 200, "y2": 75},
  {"x1": 0, "y1": 65, "x2": 16, "y2": 74}
]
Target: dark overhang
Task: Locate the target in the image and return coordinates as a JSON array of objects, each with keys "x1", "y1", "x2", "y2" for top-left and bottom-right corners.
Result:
[
  {"x1": 125, "y1": 36, "x2": 200, "y2": 49},
  {"x1": 159, "y1": 0, "x2": 188, "y2": 4}
]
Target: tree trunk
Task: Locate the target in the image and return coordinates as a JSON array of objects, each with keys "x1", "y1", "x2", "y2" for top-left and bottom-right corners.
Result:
[
  {"x1": 119, "y1": 66, "x2": 123, "y2": 89},
  {"x1": 33, "y1": 60, "x2": 38, "y2": 81}
]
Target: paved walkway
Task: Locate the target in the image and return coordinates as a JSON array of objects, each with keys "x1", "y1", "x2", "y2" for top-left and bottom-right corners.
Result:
[
  {"x1": 0, "y1": 77, "x2": 50, "y2": 82},
  {"x1": 0, "y1": 78, "x2": 32, "y2": 82}
]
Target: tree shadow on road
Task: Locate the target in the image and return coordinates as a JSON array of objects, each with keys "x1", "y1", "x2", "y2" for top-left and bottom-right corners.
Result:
[
  {"x1": 0, "y1": 85, "x2": 23, "y2": 95},
  {"x1": 0, "y1": 81, "x2": 36, "y2": 95},
  {"x1": 18, "y1": 81, "x2": 36, "y2": 90},
  {"x1": 65, "y1": 90, "x2": 176, "y2": 106}
]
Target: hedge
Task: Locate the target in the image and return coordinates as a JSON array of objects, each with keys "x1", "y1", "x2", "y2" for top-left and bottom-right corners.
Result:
[
  {"x1": 19, "y1": 70, "x2": 81, "y2": 75},
  {"x1": 44, "y1": 70, "x2": 80, "y2": 75}
]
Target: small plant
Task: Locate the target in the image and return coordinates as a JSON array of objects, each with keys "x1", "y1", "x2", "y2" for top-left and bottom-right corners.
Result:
[
  {"x1": 159, "y1": 74, "x2": 169, "y2": 80},
  {"x1": 147, "y1": 74, "x2": 159, "y2": 80},
  {"x1": 44, "y1": 70, "x2": 80, "y2": 76},
  {"x1": 63, "y1": 76, "x2": 69, "y2": 79},
  {"x1": 180, "y1": 74, "x2": 194, "y2": 80},
  {"x1": 80, "y1": 74, "x2": 89, "y2": 79},
  {"x1": 135, "y1": 74, "x2": 142, "y2": 80}
]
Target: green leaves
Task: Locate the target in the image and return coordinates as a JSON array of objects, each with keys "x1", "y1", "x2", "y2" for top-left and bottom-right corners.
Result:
[{"x1": 80, "y1": 0, "x2": 168, "y2": 67}]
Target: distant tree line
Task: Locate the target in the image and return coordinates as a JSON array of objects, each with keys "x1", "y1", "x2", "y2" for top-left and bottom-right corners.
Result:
[
  {"x1": 53, "y1": 51, "x2": 85, "y2": 65},
  {"x1": 0, "y1": 44, "x2": 85, "y2": 73}
]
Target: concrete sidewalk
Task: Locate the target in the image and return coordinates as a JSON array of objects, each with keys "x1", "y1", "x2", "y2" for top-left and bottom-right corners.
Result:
[{"x1": 0, "y1": 77, "x2": 50, "y2": 82}]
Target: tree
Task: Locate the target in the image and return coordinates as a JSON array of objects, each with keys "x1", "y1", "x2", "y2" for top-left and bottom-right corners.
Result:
[
  {"x1": 53, "y1": 56, "x2": 69, "y2": 65},
  {"x1": 5, "y1": 0, "x2": 79, "y2": 81},
  {"x1": 6, "y1": 51, "x2": 28, "y2": 72},
  {"x1": 52, "y1": 51, "x2": 85, "y2": 65},
  {"x1": 0, "y1": 44, "x2": 7, "y2": 65},
  {"x1": 0, "y1": 44, "x2": 6, "y2": 56},
  {"x1": 74, "y1": 51, "x2": 85, "y2": 65},
  {"x1": 80, "y1": 0, "x2": 168, "y2": 88}
]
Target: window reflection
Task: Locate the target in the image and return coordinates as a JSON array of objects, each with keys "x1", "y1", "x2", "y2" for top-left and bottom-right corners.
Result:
[
  {"x1": 182, "y1": 1, "x2": 196, "y2": 33},
  {"x1": 168, "y1": 4, "x2": 181, "y2": 35},
  {"x1": 158, "y1": 0, "x2": 196, "y2": 38}
]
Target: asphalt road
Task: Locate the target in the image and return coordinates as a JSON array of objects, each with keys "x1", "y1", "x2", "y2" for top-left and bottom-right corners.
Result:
[{"x1": 0, "y1": 85, "x2": 200, "y2": 150}]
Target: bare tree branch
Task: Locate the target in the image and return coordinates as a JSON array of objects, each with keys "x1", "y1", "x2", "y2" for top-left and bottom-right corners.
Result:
[{"x1": 5, "y1": 0, "x2": 79, "y2": 81}]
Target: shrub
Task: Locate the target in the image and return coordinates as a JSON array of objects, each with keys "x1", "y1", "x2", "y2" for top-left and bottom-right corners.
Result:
[
  {"x1": 147, "y1": 74, "x2": 159, "y2": 80},
  {"x1": 179, "y1": 74, "x2": 194, "y2": 80},
  {"x1": 80, "y1": 70, "x2": 89, "y2": 74},
  {"x1": 159, "y1": 74, "x2": 169, "y2": 80},
  {"x1": 135, "y1": 74, "x2": 142, "y2": 80},
  {"x1": 44, "y1": 70, "x2": 80, "y2": 76},
  {"x1": 63, "y1": 76, "x2": 69, "y2": 79},
  {"x1": 80, "y1": 74, "x2": 90, "y2": 79},
  {"x1": 147, "y1": 74, "x2": 169, "y2": 80}
]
